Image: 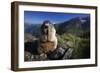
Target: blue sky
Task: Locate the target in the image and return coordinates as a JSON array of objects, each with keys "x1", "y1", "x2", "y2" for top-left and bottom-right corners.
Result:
[{"x1": 24, "y1": 11, "x2": 90, "y2": 24}]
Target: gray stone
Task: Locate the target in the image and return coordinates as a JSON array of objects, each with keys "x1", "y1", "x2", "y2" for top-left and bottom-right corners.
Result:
[
  {"x1": 47, "y1": 47, "x2": 73, "y2": 60},
  {"x1": 62, "y1": 48, "x2": 73, "y2": 59}
]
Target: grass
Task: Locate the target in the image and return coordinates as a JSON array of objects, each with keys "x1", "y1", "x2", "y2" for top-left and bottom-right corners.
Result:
[{"x1": 57, "y1": 33, "x2": 90, "y2": 59}]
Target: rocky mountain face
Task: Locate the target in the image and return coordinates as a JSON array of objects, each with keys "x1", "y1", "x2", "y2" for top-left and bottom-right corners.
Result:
[{"x1": 57, "y1": 16, "x2": 90, "y2": 36}]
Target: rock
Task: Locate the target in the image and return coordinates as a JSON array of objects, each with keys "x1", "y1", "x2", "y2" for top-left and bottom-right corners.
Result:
[
  {"x1": 47, "y1": 47, "x2": 66, "y2": 60},
  {"x1": 62, "y1": 48, "x2": 73, "y2": 59},
  {"x1": 24, "y1": 51, "x2": 48, "y2": 61},
  {"x1": 47, "y1": 47, "x2": 73, "y2": 60}
]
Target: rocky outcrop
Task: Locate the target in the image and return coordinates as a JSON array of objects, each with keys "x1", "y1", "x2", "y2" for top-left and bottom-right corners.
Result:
[{"x1": 25, "y1": 41, "x2": 73, "y2": 61}]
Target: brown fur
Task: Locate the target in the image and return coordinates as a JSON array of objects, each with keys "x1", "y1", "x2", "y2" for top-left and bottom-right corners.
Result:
[{"x1": 39, "y1": 42, "x2": 55, "y2": 53}]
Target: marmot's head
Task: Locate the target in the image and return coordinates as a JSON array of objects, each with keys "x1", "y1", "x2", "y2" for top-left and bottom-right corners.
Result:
[{"x1": 41, "y1": 20, "x2": 53, "y2": 35}]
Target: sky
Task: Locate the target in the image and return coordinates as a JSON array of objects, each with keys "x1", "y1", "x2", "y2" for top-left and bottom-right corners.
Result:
[{"x1": 24, "y1": 11, "x2": 90, "y2": 24}]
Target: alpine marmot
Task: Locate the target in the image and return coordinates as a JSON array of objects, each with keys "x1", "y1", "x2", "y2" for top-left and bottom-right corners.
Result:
[{"x1": 38, "y1": 20, "x2": 58, "y2": 54}]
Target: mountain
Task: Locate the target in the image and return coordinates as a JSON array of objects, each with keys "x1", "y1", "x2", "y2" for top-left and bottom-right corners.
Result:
[
  {"x1": 24, "y1": 16, "x2": 90, "y2": 37},
  {"x1": 57, "y1": 16, "x2": 90, "y2": 36},
  {"x1": 24, "y1": 23, "x2": 41, "y2": 37}
]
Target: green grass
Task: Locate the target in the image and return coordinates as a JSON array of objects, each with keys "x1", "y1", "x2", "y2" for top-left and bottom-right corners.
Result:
[{"x1": 57, "y1": 33, "x2": 90, "y2": 59}]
